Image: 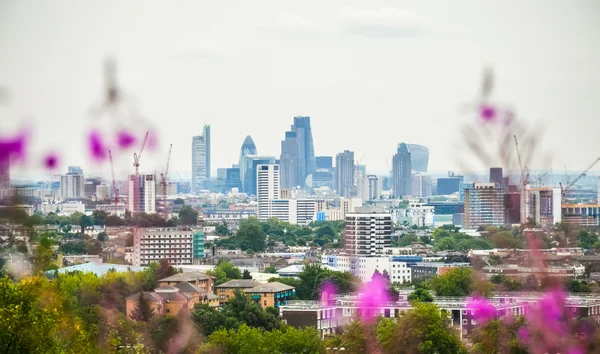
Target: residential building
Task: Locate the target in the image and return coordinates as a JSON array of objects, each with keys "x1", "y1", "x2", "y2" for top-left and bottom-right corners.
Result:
[
  {"x1": 562, "y1": 204, "x2": 600, "y2": 227},
  {"x1": 132, "y1": 227, "x2": 204, "y2": 266},
  {"x1": 242, "y1": 155, "x2": 276, "y2": 195},
  {"x1": 39, "y1": 202, "x2": 85, "y2": 215},
  {"x1": 238, "y1": 135, "x2": 258, "y2": 190},
  {"x1": 526, "y1": 187, "x2": 562, "y2": 227},
  {"x1": 357, "y1": 175, "x2": 381, "y2": 201},
  {"x1": 392, "y1": 143, "x2": 412, "y2": 197},
  {"x1": 215, "y1": 279, "x2": 261, "y2": 305},
  {"x1": 406, "y1": 144, "x2": 429, "y2": 173},
  {"x1": 96, "y1": 184, "x2": 111, "y2": 200},
  {"x1": 257, "y1": 164, "x2": 280, "y2": 221},
  {"x1": 244, "y1": 282, "x2": 296, "y2": 309},
  {"x1": 158, "y1": 271, "x2": 215, "y2": 292},
  {"x1": 464, "y1": 183, "x2": 505, "y2": 229},
  {"x1": 174, "y1": 281, "x2": 219, "y2": 307},
  {"x1": 127, "y1": 174, "x2": 156, "y2": 213},
  {"x1": 60, "y1": 172, "x2": 85, "y2": 199},
  {"x1": 411, "y1": 263, "x2": 471, "y2": 282},
  {"x1": 336, "y1": 150, "x2": 355, "y2": 198},
  {"x1": 412, "y1": 172, "x2": 432, "y2": 197},
  {"x1": 191, "y1": 125, "x2": 210, "y2": 193},
  {"x1": 405, "y1": 201, "x2": 435, "y2": 227},
  {"x1": 84, "y1": 177, "x2": 101, "y2": 198},
  {"x1": 344, "y1": 207, "x2": 392, "y2": 256},
  {"x1": 296, "y1": 199, "x2": 316, "y2": 225},
  {"x1": 126, "y1": 285, "x2": 195, "y2": 319}
]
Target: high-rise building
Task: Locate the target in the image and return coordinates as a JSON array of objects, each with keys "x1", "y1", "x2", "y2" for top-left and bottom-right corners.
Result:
[
  {"x1": 84, "y1": 177, "x2": 102, "y2": 198},
  {"x1": 464, "y1": 183, "x2": 505, "y2": 229},
  {"x1": 68, "y1": 166, "x2": 83, "y2": 175},
  {"x1": 60, "y1": 172, "x2": 85, "y2": 199},
  {"x1": 0, "y1": 155, "x2": 10, "y2": 189},
  {"x1": 406, "y1": 144, "x2": 429, "y2": 173},
  {"x1": 336, "y1": 150, "x2": 355, "y2": 198},
  {"x1": 357, "y1": 175, "x2": 381, "y2": 201},
  {"x1": 225, "y1": 168, "x2": 242, "y2": 191},
  {"x1": 238, "y1": 135, "x2": 258, "y2": 190},
  {"x1": 344, "y1": 207, "x2": 392, "y2": 256},
  {"x1": 412, "y1": 172, "x2": 432, "y2": 197},
  {"x1": 132, "y1": 227, "x2": 204, "y2": 266},
  {"x1": 257, "y1": 164, "x2": 280, "y2": 221},
  {"x1": 279, "y1": 116, "x2": 316, "y2": 189},
  {"x1": 316, "y1": 156, "x2": 333, "y2": 170},
  {"x1": 242, "y1": 155, "x2": 276, "y2": 195},
  {"x1": 437, "y1": 174, "x2": 464, "y2": 195},
  {"x1": 490, "y1": 167, "x2": 503, "y2": 187},
  {"x1": 191, "y1": 125, "x2": 210, "y2": 194},
  {"x1": 128, "y1": 174, "x2": 156, "y2": 213},
  {"x1": 392, "y1": 143, "x2": 412, "y2": 198}
]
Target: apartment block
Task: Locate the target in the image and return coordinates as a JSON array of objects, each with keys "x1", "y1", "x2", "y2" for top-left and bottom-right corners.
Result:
[
  {"x1": 132, "y1": 227, "x2": 204, "y2": 266},
  {"x1": 464, "y1": 183, "x2": 505, "y2": 229},
  {"x1": 343, "y1": 207, "x2": 392, "y2": 256}
]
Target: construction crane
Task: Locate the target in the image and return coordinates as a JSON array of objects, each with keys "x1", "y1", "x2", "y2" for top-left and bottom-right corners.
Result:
[
  {"x1": 159, "y1": 144, "x2": 173, "y2": 219},
  {"x1": 108, "y1": 150, "x2": 119, "y2": 209},
  {"x1": 513, "y1": 135, "x2": 530, "y2": 224},
  {"x1": 132, "y1": 132, "x2": 149, "y2": 212},
  {"x1": 536, "y1": 172, "x2": 548, "y2": 187},
  {"x1": 559, "y1": 156, "x2": 600, "y2": 205}
]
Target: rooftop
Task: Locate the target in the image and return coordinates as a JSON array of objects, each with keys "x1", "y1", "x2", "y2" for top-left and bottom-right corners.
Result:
[
  {"x1": 159, "y1": 271, "x2": 213, "y2": 282},
  {"x1": 244, "y1": 282, "x2": 295, "y2": 293},
  {"x1": 215, "y1": 279, "x2": 261, "y2": 288},
  {"x1": 174, "y1": 281, "x2": 208, "y2": 294}
]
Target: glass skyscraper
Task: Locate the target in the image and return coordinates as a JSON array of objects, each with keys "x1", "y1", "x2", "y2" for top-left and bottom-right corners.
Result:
[
  {"x1": 238, "y1": 135, "x2": 257, "y2": 191},
  {"x1": 405, "y1": 144, "x2": 429, "y2": 173},
  {"x1": 280, "y1": 116, "x2": 316, "y2": 189},
  {"x1": 191, "y1": 125, "x2": 210, "y2": 194},
  {"x1": 392, "y1": 143, "x2": 412, "y2": 197}
]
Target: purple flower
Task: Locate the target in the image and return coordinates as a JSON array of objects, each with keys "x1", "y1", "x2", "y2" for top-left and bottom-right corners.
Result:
[
  {"x1": 43, "y1": 154, "x2": 59, "y2": 169},
  {"x1": 0, "y1": 131, "x2": 27, "y2": 162},
  {"x1": 466, "y1": 297, "x2": 496, "y2": 324},
  {"x1": 479, "y1": 104, "x2": 496, "y2": 121},
  {"x1": 358, "y1": 276, "x2": 389, "y2": 323},
  {"x1": 568, "y1": 347, "x2": 584, "y2": 354},
  {"x1": 518, "y1": 327, "x2": 529, "y2": 343},
  {"x1": 116, "y1": 130, "x2": 136, "y2": 149},
  {"x1": 320, "y1": 281, "x2": 338, "y2": 306},
  {"x1": 88, "y1": 130, "x2": 107, "y2": 161}
]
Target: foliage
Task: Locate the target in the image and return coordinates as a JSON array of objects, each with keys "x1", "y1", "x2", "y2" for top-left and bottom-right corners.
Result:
[
  {"x1": 295, "y1": 263, "x2": 357, "y2": 300},
  {"x1": 242, "y1": 269, "x2": 252, "y2": 279},
  {"x1": 178, "y1": 206, "x2": 199, "y2": 225},
  {"x1": 395, "y1": 234, "x2": 424, "y2": 247},
  {"x1": 154, "y1": 259, "x2": 178, "y2": 281},
  {"x1": 205, "y1": 260, "x2": 242, "y2": 285},
  {"x1": 264, "y1": 266, "x2": 277, "y2": 274},
  {"x1": 408, "y1": 288, "x2": 434, "y2": 303},
  {"x1": 578, "y1": 230, "x2": 600, "y2": 250},
  {"x1": 428, "y1": 267, "x2": 474, "y2": 297},
  {"x1": 131, "y1": 292, "x2": 155, "y2": 322},
  {"x1": 235, "y1": 217, "x2": 267, "y2": 252},
  {"x1": 490, "y1": 274, "x2": 523, "y2": 291},
  {"x1": 470, "y1": 317, "x2": 529, "y2": 354},
  {"x1": 97, "y1": 231, "x2": 109, "y2": 241},
  {"x1": 566, "y1": 279, "x2": 591, "y2": 293},
  {"x1": 431, "y1": 227, "x2": 493, "y2": 251},
  {"x1": 215, "y1": 221, "x2": 230, "y2": 236}
]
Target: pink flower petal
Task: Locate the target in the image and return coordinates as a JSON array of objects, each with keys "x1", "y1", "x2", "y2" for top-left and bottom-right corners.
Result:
[
  {"x1": 467, "y1": 297, "x2": 496, "y2": 324},
  {"x1": 479, "y1": 104, "x2": 496, "y2": 121},
  {"x1": 116, "y1": 130, "x2": 136, "y2": 149},
  {"x1": 43, "y1": 153, "x2": 59, "y2": 169},
  {"x1": 88, "y1": 130, "x2": 107, "y2": 161}
]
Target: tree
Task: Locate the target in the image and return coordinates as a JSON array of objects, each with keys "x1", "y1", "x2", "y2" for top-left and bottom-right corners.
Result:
[
  {"x1": 179, "y1": 205, "x2": 199, "y2": 225},
  {"x1": 33, "y1": 237, "x2": 54, "y2": 273},
  {"x1": 264, "y1": 266, "x2": 277, "y2": 274},
  {"x1": 206, "y1": 260, "x2": 242, "y2": 285},
  {"x1": 84, "y1": 239, "x2": 103, "y2": 255},
  {"x1": 97, "y1": 231, "x2": 109, "y2": 242},
  {"x1": 242, "y1": 269, "x2": 252, "y2": 279},
  {"x1": 408, "y1": 288, "x2": 433, "y2": 303},
  {"x1": 236, "y1": 218, "x2": 266, "y2": 252},
  {"x1": 428, "y1": 267, "x2": 474, "y2": 296},
  {"x1": 215, "y1": 221, "x2": 230, "y2": 236},
  {"x1": 470, "y1": 317, "x2": 528, "y2": 354},
  {"x1": 566, "y1": 279, "x2": 591, "y2": 293},
  {"x1": 131, "y1": 292, "x2": 155, "y2": 321},
  {"x1": 155, "y1": 259, "x2": 177, "y2": 281},
  {"x1": 92, "y1": 210, "x2": 109, "y2": 226},
  {"x1": 150, "y1": 316, "x2": 179, "y2": 352}
]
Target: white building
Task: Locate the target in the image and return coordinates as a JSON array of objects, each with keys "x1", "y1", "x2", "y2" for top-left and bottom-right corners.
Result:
[
  {"x1": 191, "y1": 126, "x2": 210, "y2": 194},
  {"x1": 60, "y1": 173, "x2": 85, "y2": 199},
  {"x1": 132, "y1": 227, "x2": 204, "y2": 266},
  {"x1": 412, "y1": 172, "x2": 432, "y2": 197},
  {"x1": 405, "y1": 201, "x2": 435, "y2": 227},
  {"x1": 257, "y1": 164, "x2": 280, "y2": 221},
  {"x1": 128, "y1": 174, "x2": 156, "y2": 213},
  {"x1": 39, "y1": 202, "x2": 85, "y2": 216},
  {"x1": 321, "y1": 254, "x2": 422, "y2": 283},
  {"x1": 357, "y1": 175, "x2": 381, "y2": 201},
  {"x1": 96, "y1": 184, "x2": 111, "y2": 200},
  {"x1": 343, "y1": 207, "x2": 392, "y2": 257}
]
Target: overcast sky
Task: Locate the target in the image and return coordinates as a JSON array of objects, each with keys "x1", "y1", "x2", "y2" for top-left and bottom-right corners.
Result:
[{"x1": 1, "y1": 0, "x2": 599, "y2": 181}]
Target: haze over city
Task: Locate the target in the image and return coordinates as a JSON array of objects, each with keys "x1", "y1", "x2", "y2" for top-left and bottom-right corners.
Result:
[{"x1": 1, "y1": 0, "x2": 600, "y2": 181}]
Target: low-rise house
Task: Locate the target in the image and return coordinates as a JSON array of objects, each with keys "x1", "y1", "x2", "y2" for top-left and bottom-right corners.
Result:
[
  {"x1": 244, "y1": 282, "x2": 296, "y2": 309},
  {"x1": 215, "y1": 279, "x2": 261, "y2": 305},
  {"x1": 173, "y1": 281, "x2": 219, "y2": 308},
  {"x1": 158, "y1": 271, "x2": 215, "y2": 292},
  {"x1": 84, "y1": 225, "x2": 106, "y2": 237},
  {"x1": 126, "y1": 285, "x2": 194, "y2": 319}
]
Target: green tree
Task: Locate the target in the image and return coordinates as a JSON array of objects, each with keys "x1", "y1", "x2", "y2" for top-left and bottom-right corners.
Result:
[
  {"x1": 97, "y1": 231, "x2": 109, "y2": 242},
  {"x1": 264, "y1": 266, "x2": 277, "y2": 274},
  {"x1": 150, "y1": 316, "x2": 179, "y2": 352},
  {"x1": 92, "y1": 209, "x2": 109, "y2": 226},
  {"x1": 206, "y1": 260, "x2": 242, "y2": 285},
  {"x1": 566, "y1": 279, "x2": 592, "y2": 293},
  {"x1": 131, "y1": 292, "x2": 155, "y2": 322},
  {"x1": 33, "y1": 237, "x2": 54, "y2": 273},
  {"x1": 408, "y1": 288, "x2": 434, "y2": 303},
  {"x1": 236, "y1": 218, "x2": 267, "y2": 252},
  {"x1": 470, "y1": 317, "x2": 528, "y2": 354},
  {"x1": 428, "y1": 267, "x2": 474, "y2": 296},
  {"x1": 179, "y1": 205, "x2": 199, "y2": 225},
  {"x1": 242, "y1": 269, "x2": 252, "y2": 279},
  {"x1": 215, "y1": 221, "x2": 230, "y2": 236}
]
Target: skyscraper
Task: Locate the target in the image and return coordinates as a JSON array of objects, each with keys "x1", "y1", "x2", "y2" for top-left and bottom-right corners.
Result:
[
  {"x1": 242, "y1": 155, "x2": 276, "y2": 195},
  {"x1": 406, "y1": 144, "x2": 429, "y2": 173},
  {"x1": 238, "y1": 135, "x2": 257, "y2": 190},
  {"x1": 336, "y1": 150, "x2": 355, "y2": 198},
  {"x1": 68, "y1": 166, "x2": 83, "y2": 175},
  {"x1": 392, "y1": 143, "x2": 412, "y2": 197},
  {"x1": 490, "y1": 167, "x2": 503, "y2": 187},
  {"x1": 464, "y1": 183, "x2": 505, "y2": 229},
  {"x1": 191, "y1": 125, "x2": 210, "y2": 193},
  {"x1": 257, "y1": 164, "x2": 280, "y2": 221},
  {"x1": 316, "y1": 156, "x2": 333, "y2": 170},
  {"x1": 128, "y1": 174, "x2": 156, "y2": 213},
  {"x1": 412, "y1": 172, "x2": 432, "y2": 197},
  {"x1": 60, "y1": 170, "x2": 85, "y2": 199},
  {"x1": 279, "y1": 116, "x2": 316, "y2": 189}
]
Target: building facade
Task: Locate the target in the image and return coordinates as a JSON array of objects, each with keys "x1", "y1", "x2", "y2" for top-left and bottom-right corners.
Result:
[
  {"x1": 336, "y1": 150, "x2": 355, "y2": 198},
  {"x1": 191, "y1": 125, "x2": 211, "y2": 193},
  {"x1": 242, "y1": 155, "x2": 276, "y2": 195},
  {"x1": 406, "y1": 144, "x2": 429, "y2": 173},
  {"x1": 344, "y1": 208, "x2": 393, "y2": 256},
  {"x1": 412, "y1": 172, "x2": 432, "y2": 197},
  {"x1": 464, "y1": 183, "x2": 505, "y2": 229},
  {"x1": 257, "y1": 164, "x2": 280, "y2": 221},
  {"x1": 132, "y1": 227, "x2": 204, "y2": 266},
  {"x1": 128, "y1": 174, "x2": 156, "y2": 213},
  {"x1": 392, "y1": 143, "x2": 412, "y2": 198},
  {"x1": 60, "y1": 173, "x2": 85, "y2": 199},
  {"x1": 238, "y1": 135, "x2": 257, "y2": 187}
]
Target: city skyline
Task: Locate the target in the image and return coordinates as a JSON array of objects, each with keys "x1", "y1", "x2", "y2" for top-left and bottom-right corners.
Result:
[{"x1": 1, "y1": 1, "x2": 600, "y2": 181}]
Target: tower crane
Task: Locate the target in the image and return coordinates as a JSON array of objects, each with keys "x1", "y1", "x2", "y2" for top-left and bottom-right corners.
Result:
[
  {"x1": 559, "y1": 156, "x2": 600, "y2": 205},
  {"x1": 108, "y1": 150, "x2": 119, "y2": 209},
  {"x1": 514, "y1": 135, "x2": 530, "y2": 224},
  {"x1": 536, "y1": 172, "x2": 548, "y2": 187},
  {"x1": 132, "y1": 132, "x2": 149, "y2": 212},
  {"x1": 160, "y1": 144, "x2": 173, "y2": 219}
]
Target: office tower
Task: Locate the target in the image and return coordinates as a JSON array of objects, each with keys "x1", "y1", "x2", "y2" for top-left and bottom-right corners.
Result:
[
  {"x1": 68, "y1": 166, "x2": 83, "y2": 175},
  {"x1": 60, "y1": 172, "x2": 85, "y2": 199},
  {"x1": 191, "y1": 125, "x2": 210, "y2": 194},
  {"x1": 344, "y1": 207, "x2": 392, "y2": 256},
  {"x1": 238, "y1": 135, "x2": 258, "y2": 190},
  {"x1": 128, "y1": 174, "x2": 156, "y2": 213},
  {"x1": 336, "y1": 150, "x2": 355, "y2": 198},
  {"x1": 280, "y1": 131, "x2": 299, "y2": 189},
  {"x1": 242, "y1": 155, "x2": 276, "y2": 195},
  {"x1": 490, "y1": 167, "x2": 503, "y2": 187},
  {"x1": 357, "y1": 175, "x2": 381, "y2": 201},
  {"x1": 311, "y1": 170, "x2": 334, "y2": 189},
  {"x1": 316, "y1": 156, "x2": 333, "y2": 170},
  {"x1": 437, "y1": 172, "x2": 465, "y2": 195},
  {"x1": 84, "y1": 177, "x2": 102, "y2": 197},
  {"x1": 0, "y1": 155, "x2": 9, "y2": 189},
  {"x1": 132, "y1": 227, "x2": 204, "y2": 266},
  {"x1": 392, "y1": 143, "x2": 412, "y2": 198},
  {"x1": 464, "y1": 183, "x2": 505, "y2": 229},
  {"x1": 257, "y1": 164, "x2": 280, "y2": 221},
  {"x1": 412, "y1": 172, "x2": 432, "y2": 197},
  {"x1": 406, "y1": 144, "x2": 429, "y2": 173},
  {"x1": 225, "y1": 168, "x2": 242, "y2": 191},
  {"x1": 216, "y1": 168, "x2": 228, "y2": 180},
  {"x1": 280, "y1": 116, "x2": 316, "y2": 189}
]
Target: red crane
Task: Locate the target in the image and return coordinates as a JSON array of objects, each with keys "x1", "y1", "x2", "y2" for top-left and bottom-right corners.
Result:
[
  {"x1": 108, "y1": 150, "x2": 119, "y2": 209},
  {"x1": 160, "y1": 144, "x2": 173, "y2": 219},
  {"x1": 132, "y1": 132, "x2": 149, "y2": 212}
]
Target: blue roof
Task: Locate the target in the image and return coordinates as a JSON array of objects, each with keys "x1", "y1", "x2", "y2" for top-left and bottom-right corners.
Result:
[{"x1": 46, "y1": 263, "x2": 147, "y2": 277}]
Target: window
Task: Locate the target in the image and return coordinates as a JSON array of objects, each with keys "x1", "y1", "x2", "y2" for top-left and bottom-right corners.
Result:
[
  {"x1": 462, "y1": 310, "x2": 467, "y2": 315},
  {"x1": 462, "y1": 319, "x2": 467, "y2": 325},
  {"x1": 471, "y1": 319, "x2": 476, "y2": 325},
  {"x1": 264, "y1": 300, "x2": 267, "y2": 306},
  {"x1": 166, "y1": 308, "x2": 170, "y2": 313}
]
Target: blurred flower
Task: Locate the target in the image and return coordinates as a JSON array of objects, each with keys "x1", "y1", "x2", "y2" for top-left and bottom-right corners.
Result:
[
  {"x1": 467, "y1": 297, "x2": 496, "y2": 324},
  {"x1": 358, "y1": 276, "x2": 389, "y2": 323},
  {"x1": 116, "y1": 130, "x2": 136, "y2": 149},
  {"x1": 479, "y1": 104, "x2": 496, "y2": 121},
  {"x1": 43, "y1": 153, "x2": 59, "y2": 169},
  {"x1": 518, "y1": 327, "x2": 529, "y2": 343},
  {"x1": 88, "y1": 130, "x2": 107, "y2": 161},
  {"x1": 320, "y1": 281, "x2": 338, "y2": 306},
  {"x1": 0, "y1": 131, "x2": 27, "y2": 163}
]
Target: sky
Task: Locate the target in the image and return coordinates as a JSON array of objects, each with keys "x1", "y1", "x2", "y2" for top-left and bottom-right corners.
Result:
[{"x1": 1, "y1": 0, "x2": 599, "y2": 182}]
